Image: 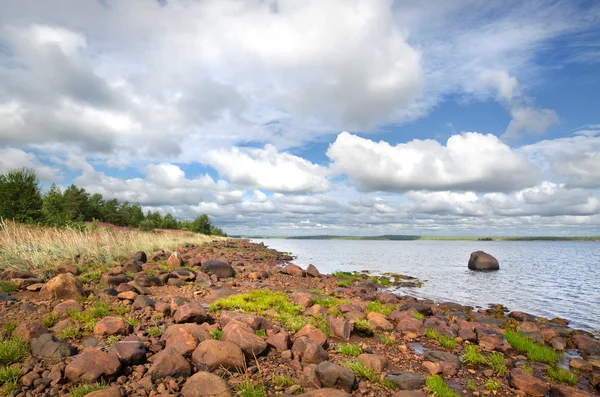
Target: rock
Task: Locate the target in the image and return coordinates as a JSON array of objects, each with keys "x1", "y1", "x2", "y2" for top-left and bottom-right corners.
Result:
[
  {"x1": 422, "y1": 361, "x2": 442, "y2": 375},
  {"x1": 283, "y1": 264, "x2": 305, "y2": 277},
  {"x1": 65, "y1": 349, "x2": 122, "y2": 382},
  {"x1": 13, "y1": 321, "x2": 48, "y2": 343},
  {"x1": 173, "y1": 268, "x2": 197, "y2": 281},
  {"x1": 367, "y1": 312, "x2": 394, "y2": 331},
  {"x1": 167, "y1": 252, "x2": 184, "y2": 267},
  {"x1": 266, "y1": 331, "x2": 291, "y2": 352},
  {"x1": 586, "y1": 356, "x2": 600, "y2": 370},
  {"x1": 551, "y1": 337, "x2": 568, "y2": 351},
  {"x1": 508, "y1": 368, "x2": 549, "y2": 397},
  {"x1": 86, "y1": 387, "x2": 123, "y2": 397},
  {"x1": 219, "y1": 311, "x2": 271, "y2": 330},
  {"x1": 468, "y1": 251, "x2": 499, "y2": 271},
  {"x1": 101, "y1": 273, "x2": 132, "y2": 287},
  {"x1": 395, "y1": 317, "x2": 424, "y2": 336},
  {"x1": 94, "y1": 316, "x2": 132, "y2": 336},
  {"x1": 294, "y1": 324, "x2": 327, "y2": 346},
  {"x1": 173, "y1": 299, "x2": 208, "y2": 323},
  {"x1": 163, "y1": 323, "x2": 212, "y2": 344},
  {"x1": 39, "y1": 273, "x2": 85, "y2": 300},
  {"x1": 391, "y1": 391, "x2": 427, "y2": 397},
  {"x1": 20, "y1": 371, "x2": 40, "y2": 386},
  {"x1": 181, "y1": 371, "x2": 233, "y2": 397},
  {"x1": 0, "y1": 292, "x2": 15, "y2": 301},
  {"x1": 292, "y1": 336, "x2": 329, "y2": 364},
  {"x1": 192, "y1": 340, "x2": 245, "y2": 372},
  {"x1": 31, "y1": 334, "x2": 74, "y2": 359},
  {"x1": 123, "y1": 259, "x2": 142, "y2": 274},
  {"x1": 297, "y1": 390, "x2": 351, "y2": 397},
  {"x1": 385, "y1": 371, "x2": 426, "y2": 390},
  {"x1": 306, "y1": 264, "x2": 321, "y2": 277},
  {"x1": 53, "y1": 300, "x2": 83, "y2": 315},
  {"x1": 164, "y1": 326, "x2": 199, "y2": 356},
  {"x1": 117, "y1": 291, "x2": 138, "y2": 301},
  {"x1": 570, "y1": 358, "x2": 593, "y2": 372},
  {"x1": 133, "y1": 274, "x2": 162, "y2": 287},
  {"x1": 109, "y1": 339, "x2": 146, "y2": 365},
  {"x1": 423, "y1": 350, "x2": 460, "y2": 369},
  {"x1": 0, "y1": 268, "x2": 36, "y2": 279},
  {"x1": 57, "y1": 264, "x2": 79, "y2": 275},
  {"x1": 572, "y1": 334, "x2": 600, "y2": 357},
  {"x1": 132, "y1": 295, "x2": 155, "y2": 310},
  {"x1": 358, "y1": 353, "x2": 388, "y2": 372},
  {"x1": 327, "y1": 316, "x2": 352, "y2": 340},
  {"x1": 147, "y1": 347, "x2": 192, "y2": 379},
  {"x1": 549, "y1": 385, "x2": 591, "y2": 397},
  {"x1": 315, "y1": 361, "x2": 358, "y2": 393},
  {"x1": 200, "y1": 260, "x2": 234, "y2": 278},
  {"x1": 129, "y1": 251, "x2": 147, "y2": 263},
  {"x1": 222, "y1": 321, "x2": 267, "y2": 357},
  {"x1": 248, "y1": 270, "x2": 269, "y2": 280}
]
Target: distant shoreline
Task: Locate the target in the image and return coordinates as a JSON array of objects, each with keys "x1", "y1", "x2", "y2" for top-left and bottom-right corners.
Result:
[{"x1": 238, "y1": 235, "x2": 600, "y2": 241}]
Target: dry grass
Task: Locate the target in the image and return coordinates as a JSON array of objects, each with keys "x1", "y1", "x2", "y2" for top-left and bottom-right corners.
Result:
[{"x1": 0, "y1": 220, "x2": 221, "y2": 271}]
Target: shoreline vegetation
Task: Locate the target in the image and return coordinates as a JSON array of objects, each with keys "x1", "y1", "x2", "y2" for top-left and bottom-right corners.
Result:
[
  {"x1": 0, "y1": 230, "x2": 599, "y2": 396},
  {"x1": 241, "y1": 234, "x2": 600, "y2": 241}
]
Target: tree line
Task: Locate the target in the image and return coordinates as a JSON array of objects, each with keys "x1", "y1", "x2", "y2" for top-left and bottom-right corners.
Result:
[{"x1": 0, "y1": 168, "x2": 227, "y2": 236}]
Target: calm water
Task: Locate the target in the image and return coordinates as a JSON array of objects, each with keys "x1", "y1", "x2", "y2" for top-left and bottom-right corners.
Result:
[{"x1": 253, "y1": 239, "x2": 600, "y2": 332}]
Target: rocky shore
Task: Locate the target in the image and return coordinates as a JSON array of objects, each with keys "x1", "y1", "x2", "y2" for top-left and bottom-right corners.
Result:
[{"x1": 0, "y1": 239, "x2": 599, "y2": 397}]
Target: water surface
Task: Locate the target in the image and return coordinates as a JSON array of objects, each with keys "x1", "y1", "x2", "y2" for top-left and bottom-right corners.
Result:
[{"x1": 253, "y1": 239, "x2": 600, "y2": 332}]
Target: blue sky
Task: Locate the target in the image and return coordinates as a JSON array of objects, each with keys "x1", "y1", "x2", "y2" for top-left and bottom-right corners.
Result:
[{"x1": 1, "y1": 0, "x2": 599, "y2": 235}]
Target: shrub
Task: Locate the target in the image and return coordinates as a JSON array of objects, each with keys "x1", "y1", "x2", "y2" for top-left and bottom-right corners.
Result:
[
  {"x1": 271, "y1": 374, "x2": 294, "y2": 388},
  {"x1": 139, "y1": 219, "x2": 155, "y2": 232},
  {"x1": 426, "y1": 375, "x2": 460, "y2": 397},
  {"x1": 0, "y1": 281, "x2": 18, "y2": 294}
]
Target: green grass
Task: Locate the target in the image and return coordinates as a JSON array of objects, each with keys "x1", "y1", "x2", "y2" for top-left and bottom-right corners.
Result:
[
  {"x1": 209, "y1": 290, "x2": 302, "y2": 316},
  {"x1": 467, "y1": 378, "x2": 476, "y2": 391},
  {"x1": 505, "y1": 330, "x2": 559, "y2": 365},
  {"x1": 378, "y1": 333, "x2": 395, "y2": 346},
  {"x1": 461, "y1": 345, "x2": 487, "y2": 366},
  {"x1": 0, "y1": 281, "x2": 18, "y2": 294},
  {"x1": 254, "y1": 329, "x2": 267, "y2": 337},
  {"x1": 105, "y1": 335, "x2": 119, "y2": 346},
  {"x1": 337, "y1": 279, "x2": 351, "y2": 287},
  {"x1": 489, "y1": 352, "x2": 506, "y2": 375},
  {"x1": 0, "y1": 337, "x2": 28, "y2": 366},
  {"x1": 236, "y1": 380, "x2": 267, "y2": 397},
  {"x1": 366, "y1": 301, "x2": 394, "y2": 316},
  {"x1": 411, "y1": 311, "x2": 425, "y2": 320},
  {"x1": 278, "y1": 313, "x2": 307, "y2": 332},
  {"x1": 425, "y1": 328, "x2": 456, "y2": 349},
  {"x1": 2, "y1": 322, "x2": 17, "y2": 338},
  {"x1": 425, "y1": 328, "x2": 439, "y2": 339},
  {"x1": 370, "y1": 276, "x2": 392, "y2": 286},
  {"x1": 124, "y1": 316, "x2": 139, "y2": 328},
  {"x1": 210, "y1": 329, "x2": 223, "y2": 340},
  {"x1": 114, "y1": 306, "x2": 129, "y2": 316},
  {"x1": 59, "y1": 326, "x2": 83, "y2": 340},
  {"x1": 519, "y1": 363, "x2": 533, "y2": 374},
  {"x1": 147, "y1": 326, "x2": 162, "y2": 338},
  {"x1": 353, "y1": 319, "x2": 374, "y2": 336},
  {"x1": 70, "y1": 381, "x2": 107, "y2": 397},
  {"x1": 426, "y1": 375, "x2": 460, "y2": 397},
  {"x1": 89, "y1": 300, "x2": 111, "y2": 318},
  {"x1": 345, "y1": 360, "x2": 379, "y2": 383},
  {"x1": 311, "y1": 297, "x2": 349, "y2": 308},
  {"x1": 336, "y1": 343, "x2": 362, "y2": 357},
  {"x1": 42, "y1": 312, "x2": 59, "y2": 328},
  {"x1": 547, "y1": 367, "x2": 578, "y2": 385},
  {"x1": 0, "y1": 365, "x2": 20, "y2": 395},
  {"x1": 485, "y1": 379, "x2": 501, "y2": 391},
  {"x1": 270, "y1": 374, "x2": 294, "y2": 388}
]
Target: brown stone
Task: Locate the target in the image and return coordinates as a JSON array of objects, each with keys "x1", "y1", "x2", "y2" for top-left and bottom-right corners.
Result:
[
  {"x1": 40, "y1": 273, "x2": 85, "y2": 300},
  {"x1": 284, "y1": 264, "x2": 305, "y2": 277},
  {"x1": 508, "y1": 368, "x2": 549, "y2": 397},
  {"x1": 327, "y1": 315, "x2": 352, "y2": 340},
  {"x1": 306, "y1": 264, "x2": 321, "y2": 277},
  {"x1": 164, "y1": 326, "x2": 198, "y2": 356},
  {"x1": 173, "y1": 299, "x2": 207, "y2": 323},
  {"x1": 570, "y1": 358, "x2": 593, "y2": 372},
  {"x1": 549, "y1": 385, "x2": 591, "y2": 397},
  {"x1": 468, "y1": 251, "x2": 499, "y2": 271},
  {"x1": 94, "y1": 317, "x2": 132, "y2": 336},
  {"x1": 297, "y1": 390, "x2": 351, "y2": 397},
  {"x1": 65, "y1": 349, "x2": 122, "y2": 383},
  {"x1": 266, "y1": 331, "x2": 291, "y2": 352},
  {"x1": 117, "y1": 291, "x2": 138, "y2": 301},
  {"x1": 192, "y1": 340, "x2": 245, "y2": 372},
  {"x1": 86, "y1": 387, "x2": 123, "y2": 397},
  {"x1": 315, "y1": 361, "x2": 358, "y2": 393},
  {"x1": 292, "y1": 336, "x2": 329, "y2": 364},
  {"x1": 13, "y1": 321, "x2": 48, "y2": 343},
  {"x1": 222, "y1": 320, "x2": 267, "y2": 357},
  {"x1": 294, "y1": 324, "x2": 327, "y2": 346},
  {"x1": 167, "y1": 252, "x2": 184, "y2": 267},
  {"x1": 181, "y1": 371, "x2": 233, "y2": 397},
  {"x1": 358, "y1": 353, "x2": 388, "y2": 372},
  {"x1": 367, "y1": 312, "x2": 394, "y2": 331},
  {"x1": 109, "y1": 339, "x2": 146, "y2": 365},
  {"x1": 147, "y1": 347, "x2": 191, "y2": 379}
]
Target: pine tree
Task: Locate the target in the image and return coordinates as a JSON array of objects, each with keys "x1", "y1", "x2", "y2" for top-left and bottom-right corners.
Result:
[{"x1": 0, "y1": 168, "x2": 43, "y2": 223}]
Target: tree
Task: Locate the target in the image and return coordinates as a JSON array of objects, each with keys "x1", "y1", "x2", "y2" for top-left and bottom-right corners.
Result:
[
  {"x1": 128, "y1": 204, "x2": 145, "y2": 227},
  {"x1": 88, "y1": 193, "x2": 105, "y2": 221},
  {"x1": 102, "y1": 199, "x2": 121, "y2": 225},
  {"x1": 160, "y1": 213, "x2": 178, "y2": 229},
  {"x1": 0, "y1": 168, "x2": 43, "y2": 223},
  {"x1": 62, "y1": 184, "x2": 90, "y2": 222},
  {"x1": 42, "y1": 183, "x2": 67, "y2": 226},
  {"x1": 190, "y1": 214, "x2": 212, "y2": 234},
  {"x1": 210, "y1": 225, "x2": 227, "y2": 237}
]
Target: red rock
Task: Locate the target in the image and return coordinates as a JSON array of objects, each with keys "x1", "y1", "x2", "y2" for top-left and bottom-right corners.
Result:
[
  {"x1": 192, "y1": 340, "x2": 245, "y2": 372},
  {"x1": 315, "y1": 361, "x2": 357, "y2": 393},
  {"x1": 395, "y1": 317, "x2": 424, "y2": 336},
  {"x1": 508, "y1": 368, "x2": 549, "y2": 397},
  {"x1": 173, "y1": 299, "x2": 207, "y2": 323},
  {"x1": 40, "y1": 273, "x2": 85, "y2": 300},
  {"x1": 13, "y1": 321, "x2": 48, "y2": 343},
  {"x1": 422, "y1": 361, "x2": 441, "y2": 375},
  {"x1": 293, "y1": 324, "x2": 327, "y2": 346},
  {"x1": 222, "y1": 320, "x2": 267, "y2": 357},
  {"x1": 549, "y1": 385, "x2": 591, "y2": 397},
  {"x1": 94, "y1": 316, "x2": 132, "y2": 336},
  {"x1": 65, "y1": 349, "x2": 122, "y2": 383},
  {"x1": 570, "y1": 358, "x2": 593, "y2": 372},
  {"x1": 109, "y1": 339, "x2": 146, "y2": 365},
  {"x1": 181, "y1": 371, "x2": 233, "y2": 397},
  {"x1": 284, "y1": 264, "x2": 305, "y2": 277},
  {"x1": 117, "y1": 291, "x2": 138, "y2": 301},
  {"x1": 306, "y1": 264, "x2": 321, "y2": 277},
  {"x1": 292, "y1": 336, "x2": 328, "y2": 364},
  {"x1": 306, "y1": 304, "x2": 328, "y2": 316},
  {"x1": 266, "y1": 331, "x2": 291, "y2": 352},
  {"x1": 327, "y1": 316, "x2": 352, "y2": 340},
  {"x1": 297, "y1": 389, "x2": 351, "y2": 397},
  {"x1": 367, "y1": 312, "x2": 394, "y2": 331},
  {"x1": 164, "y1": 327, "x2": 198, "y2": 356},
  {"x1": 86, "y1": 387, "x2": 123, "y2": 397},
  {"x1": 167, "y1": 252, "x2": 184, "y2": 267},
  {"x1": 147, "y1": 347, "x2": 191, "y2": 379},
  {"x1": 358, "y1": 353, "x2": 388, "y2": 372}
]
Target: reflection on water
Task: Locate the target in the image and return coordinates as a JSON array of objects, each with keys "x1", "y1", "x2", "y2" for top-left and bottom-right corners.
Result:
[{"x1": 253, "y1": 239, "x2": 600, "y2": 332}]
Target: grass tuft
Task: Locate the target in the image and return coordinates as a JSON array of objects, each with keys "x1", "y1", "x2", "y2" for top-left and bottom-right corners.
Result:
[
  {"x1": 485, "y1": 378, "x2": 501, "y2": 391},
  {"x1": 366, "y1": 301, "x2": 394, "y2": 316},
  {"x1": 411, "y1": 311, "x2": 425, "y2": 320},
  {"x1": 236, "y1": 380, "x2": 267, "y2": 397},
  {"x1": 311, "y1": 297, "x2": 349, "y2": 308},
  {"x1": 42, "y1": 312, "x2": 59, "y2": 328},
  {"x1": 147, "y1": 326, "x2": 162, "y2": 338},
  {"x1": 426, "y1": 328, "x2": 457, "y2": 349},
  {"x1": 2, "y1": 322, "x2": 17, "y2": 338},
  {"x1": 0, "y1": 337, "x2": 28, "y2": 366},
  {"x1": 210, "y1": 329, "x2": 223, "y2": 340},
  {"x1": 0, "y1": 281, "x2": 18, "y2": 293},
  {"x1": 59, "y1": 326, "x2": 83, "y2": 340},
  {"x1": 467, "y1": 378, "x2": 476, "y2": 391},
  {"x1": 378, "y1": 333, "x2": 395, "y2": 346},
  {"x1": 505, "y1": 330, "x2": 559, "y2": 365},
  {"x1": 489, "y1": 352, "x2": 506, "y2": 374},
  {"x1": 70, "y1": 381, "x2": 107, "y2": 397},
  {"x1": 461, "y1": 345, "x2": 487, "y2": 366},
  {"x1": 254, "y1": 329, "x2": 267, "y2": 337},
  {"x1": 0, "y1": 365, "x2": 20, "y2": 395},
  {"x1": 426, "y1": 375, "x2": 460, "y2": 397},
  {"x1": 345, "y1": 360, "x2": 379, "y2": 383},
  {"x1": 270, "y1": 374, "x2": 294, "y2": 388},
  {"x1": 336, "y1": 343, "x2": 362, "y2": 357},
  {"x1": 353, "y1": 319, "x2": 374, "y2": 336},
  {"x1": 210, "y1": 290, "x2": 301, "y2": 316},
  {"x1": 547, "y1": 367, "x2": 578, "y2": 385}
]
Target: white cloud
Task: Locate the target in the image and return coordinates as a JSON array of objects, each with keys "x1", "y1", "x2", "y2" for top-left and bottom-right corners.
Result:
[
  {"x1": 327, "y1": 131, "x2": 540, "y2": 192},
  {"x1": 502, "y1": 106, "x2": 559, "y2": 140},
  {"x1": 205, "y1": 145, "x2": 329, "y2": 193},
  {"x1": 0, "y1": 148, "x2": 61, "y2": 182}
]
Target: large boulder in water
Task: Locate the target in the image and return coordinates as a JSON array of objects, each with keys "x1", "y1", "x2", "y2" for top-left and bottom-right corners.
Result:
[{"x1": 468, "y1": 251, "x2": 499, "y2": 271}]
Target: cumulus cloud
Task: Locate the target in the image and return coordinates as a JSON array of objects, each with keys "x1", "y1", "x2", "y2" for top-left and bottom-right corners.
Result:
[
  {"x1": 0, "y1": 148, "x2": 61, "y2": 182},
  {"x1": 205, "y1": 145, "x2": 329, "y2": 193},
  {"x1": 327, "y1": 131, "x2": 540, "y2": 192}
]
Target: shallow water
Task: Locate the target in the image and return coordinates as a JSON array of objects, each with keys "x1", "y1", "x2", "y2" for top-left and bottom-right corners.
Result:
[{"x1": 253, "y1": 239, "x2": 600, "y2": 332}]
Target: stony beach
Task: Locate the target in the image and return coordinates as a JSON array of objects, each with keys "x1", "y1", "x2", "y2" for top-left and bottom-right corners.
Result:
[{"x1": 0, "y1": 239, "x2": 599, "y2": 397}]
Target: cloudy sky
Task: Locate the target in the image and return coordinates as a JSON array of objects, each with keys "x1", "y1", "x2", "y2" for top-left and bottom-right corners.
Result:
[{"x1": 1, "y1": 0, "x2": 600, "y2": 236}]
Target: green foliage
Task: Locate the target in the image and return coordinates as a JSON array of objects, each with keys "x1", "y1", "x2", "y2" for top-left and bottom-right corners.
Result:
[
  {"x1": 425, "y1": 328, "x2": 439, "y2": 339},
  {"x1": 410, "y1": 311, "x2": 425, "y2": 320},
  {"x1": 2, "y1": 322, "x2": 17, "y2": 338},
  {"x1": 124, "y1": 316, "x2": 139, "y2": 328},
  {"x1": 337, "y1": 279, "x2": 351, "y2": 287},
  {"x1": 467, "y1": 378, "x2": 476, "y2": 391},
  {"x1": 461, "y1": 345, "x2": 487, "y2": 366},
  {"x1": 113, "y1": 306, "x2": 129, "y2": 316},
  {"x1": 190, "y1": 214, "x2": 212, "y2": 234},
  {"x1": 211, "y1": 290, "x2": 302, "y2": 316},
  {"x1": 0, "y1": 281, "x2": 18, "y2": 293},
  {"x1": 210, "y1": 329, "x2": 223, "y2": 340},
  {"x1": 105, "y1": 335, "x2": 119, "y2": 346},
  {"x1": 312, "y1": 296, "x2": 349, "y2": 308},
  {"x1": 236, "y1": 380, "x2": 267, "y2": 397},
  {"x1": 254, "y1": 329, "x2": 267, "y2": 337},
  {"x1": 89, "y1": 300, "x2": 111, "y2": 318},
  {"x1": 147, "y1": 326, "x2": 162, "y2": 338},
  {"x1": 353, "y1": 319, "x2": 374, "y2": 336},
  {"x1": 270, "y1": 374, "x2": 294, "y2": 388},
  {"x1": 59, "y1": 326, "x2": 83, "y2": 340},
  {"x1": 519, "y1": 363, "x2": 534, "y2": 374},
  {"x1": 485, "y1": 378, "x2": 501, "y2": 391},
  {"x1": 139, "y1": 219, "x2": 155, "y2": 232},
  {"x1": 505, "y1": 330, "x2": 559, "y2": 365},
  {"x1": 0, "y1": 337, "x2": 28, "y2": 365},
  {"x1": 0, "y1": 168, "x2": 43, "y2": 223},
  {"x1": 345, "y1": 360, "x2": 379, "y2": 383},
  {"x1": 366, "y1": 301, "x2": 394, "y2": 316},
  {"x1": 336, "y1": 343, "x2": 362, "y2": 357},
  {"x1": 0, "y1": 365, "x2": 21, "y2": 395},
  {"x1": 547, "y1": 367, "x2": 578, "y2": 385},
  {"x1": 489, "y1": 352, "x2": 506, "y2": 374},
  {"x1": 42, "y1": 312, "x2": 59, "y2": 328},
  {"x1": 70, "y1": 381, "x2": 107, "y2": 397},
  {"x1": 378, "y1": 333, "x2": 395, "y2": 346},
  {"x1": 439, "y1": 335, "x2": 457, "y2": 349},
  {"x1": 426, "y1": 375, "x2": 460, "y2": 397},
  {"x1": 370, "y1": 276, "x2": 392, "y2": 286}
]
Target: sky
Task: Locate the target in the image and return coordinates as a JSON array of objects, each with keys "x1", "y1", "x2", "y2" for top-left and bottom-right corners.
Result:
[{"x1": 1, "y1": 0, "x2": 600, "y2": 236}]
